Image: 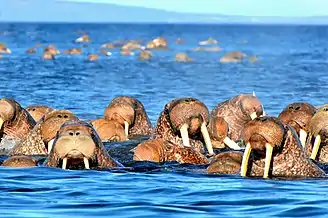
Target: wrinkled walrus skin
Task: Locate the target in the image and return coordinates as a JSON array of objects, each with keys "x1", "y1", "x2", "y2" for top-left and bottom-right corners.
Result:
[
  {"x1": 0, "y1": 98, "x2": 36, "y2": 142},
  {"x1": 104, "y1": 96, "x2": 153, "y2": 138},
  {"x1": 9, "y1": 110, "x2": 78, "y2": 156},
  {"x1": 2, "y1": 156, "x2": 38, "y2": 168},
  {"x1": 44, "y1": 120, "x2": 123, "y2": 170},
  {"x1": 210, "y1": 94, "x2": 263, "y2": 141}
]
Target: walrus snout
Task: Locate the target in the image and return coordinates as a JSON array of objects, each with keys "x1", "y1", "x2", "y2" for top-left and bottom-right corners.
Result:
[
  {"x1": 241, "y1": 117, "x2": 285, "y2": 178},
  {"x1": 90, "y1": 118, "x2": 127, "y2": 142},
  {"x1": 26, "y1": 105, "x2": 54, "y2": 122},
  {"x1": 278, "y1": 102, "x2": 316, "y2": 147},
  {"x1": 239, "y1": 95, "x2": 263, "y2": 120}
]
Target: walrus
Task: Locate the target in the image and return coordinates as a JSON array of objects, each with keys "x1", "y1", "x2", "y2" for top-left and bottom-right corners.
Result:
[
  {"x1": 87, "y1": 54, "x2": 98, "y2": 61},
  {"x1": 90, "y1": 118, "x2": 127, "y2": 142},
  {"x1": 175, "y1": 53, "x2": 192, "y2": 62},
  {"x1": 133, "y1": 139, "x2": 209, "y2": 164},
  {"x1": 305, "y1": 107, "x2": 328, "y2": 163},
  {"x1": 152, "y1": 97, "x2": 214, "y2": 155},
  {"x1": 26, "y1": 105, "x2": 55, "y2": 122},
  {"x1": 9, "y1": 110, "x2": 78, "y2": 156},
  {"x1": 121, "y1": 42, "x2": 145, "y2": 51},
  {"x1": 76, "y1": 34, "x2": 91, "y2": 43},
  {"x1": 199, "y1": 37, "x2": 218, "y2": 45},
  {"x1": 220, "y1": 51, "x2": 246, "y2": 63},
  {"x1": 63, "y1": 48, "x2": 82, "y2": 55},
  {"x1": 0, "y1": 98, "x2": 36, "y2": 142},
  {"x1": 2, "y1": 156, "x2": 37, "y2": 168},
  {"x1": 42, "y1": 51, "x2": 55, "y2": 60},
  {"x1": 146, "y1": 37, "x2": 168, "y2": 49},
  {"x1": 239, "y1": 116, "x2": 324, "y2": 178},
  {"x1": 26, "y1": 48, "x2": 36, "y2": 54},
  {"x1": 120, "y1": 49, "x2": 134, "y2": 56},
  {"x1": 192, "y1": 46, "x2": 221, "y2": 52},
  {"x1": 278, "y1": 102, "x2": 316, "y2": 147},
  {"x1": 0, "y1": 43, "x2": 11, "y2": 54},
  {"x1": 44, "y1": 45, "x2": 60, "y2": 55},
  {"x1": 44, "y1": 120, "x2": 123, "y2": 170},
  {"x1": 104, "y1": 96, "x2": 152, "y2": 138},
  {"x1": 139, "y1": 50, "x2": 152, "y2": 60},
  {"x1": 210, "y1": 94, "x2": 263, "y2": 142}
]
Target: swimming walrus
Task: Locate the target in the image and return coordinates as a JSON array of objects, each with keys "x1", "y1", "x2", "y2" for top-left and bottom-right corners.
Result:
[
  {"x1": 133, "y1": 138, "x2": 209, "y2": 165},
  {"x1": 9, "y1": 110, "x2": 78, "y2": 156},
  {"x1": 2, "y1": 156, "x2": 38, "y2": 168},
  {"x1": 152, "y1": 97, "x2": 214, "y2": 155},
  {"x1": 0, "y1": 98, "x2": 36, "y2": 142},
  {"x1": 305, "y1": 107, "x2": 328, "y2": 164},
  {"x1": 104, "y1": 96, "x2": 152, "y2": 138},
  {"x1": 44, "y1": 120, "x2": 123, "y2": 170},
  {"x1": 278, "y1": 102, "x2": 316, "y2": 147},
  {"x1": 208, "y1": 117, "x2": 325, "y2": 178},
  {"x1": 89, "y1": 118, "x2": 127, "y2": 142},
  {"x1": 0, "y1": 43, "x2": 11, "y2": 54},
  {"x1": 210, "y1": 94, "x2": 264, "y2": 142},
  {"x1": 26, "y1": 105, "x2": 55, "y2": 122}
]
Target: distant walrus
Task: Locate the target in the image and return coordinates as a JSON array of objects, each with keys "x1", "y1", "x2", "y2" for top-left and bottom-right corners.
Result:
[
  {"x1": 210, "y1": 94, "x2": 264, "y2": 142},
  {"x1": 0, "y1": 98, "x2": 36, "y2": 142},
  {"x1": 207, "y1": 117, "x2": 325, "y2": 178},
  {"x1": 104, "y1": 96, "x2": 152, "y2": 138},
  {"x1": 76, "y1": 34, "x2": 91, "y2": 43},
  {"x1": 90, "y1": 118, "x2": 127, "y2": 142},
  {"x1": 44, "y1": 120, "x2": 123, "y2": 170},
  {"x1": 26, "y1": 105, "x2": 55, "y2": 122},
  {"x1": 2, "y1": 156, "x2": 37, "y2": 168},
  {"x1": 278, "y1": 102, "x2": 316, "y2": 147},
  {"x1": 0, "y1": 43, "x2": 11, "y2": 54},
  {"x1": 9, "y1": 110, "x2": 78, "y2": 156}
]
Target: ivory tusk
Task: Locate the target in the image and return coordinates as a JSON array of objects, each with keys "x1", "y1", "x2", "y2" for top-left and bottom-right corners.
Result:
[
  {"x1": 299, "y1": 129, "x2": 307, "y2": 147},
  {"x1": 83, "y1": 157, "x2": 90, "y2": 169},
  {"x1": 124, "y1": 121, "x2": 129, "y2": 138},
  {"x1": 200, "y1": 122, "x2": 214, "y2": 155},
  {"x1": 250, "y1": 112, "x2": 257, "y2": 120},
  {"x1": 223, "y1": 137, "x2": 242, "y2": 150},
  {"x1": 62, "y1": 157, "x2": 67, "y2": 170},
  {"x1": 310, "y1": 135, "x2": 321, "y2": 160},
  {"x1": 240, "y1": 143, "x2": 252, "y2": 177},
  {"x1": 180, "y1": 123, "x2": 190, "y2": 147},
  {"x1": 263, "y1": 143, "x2": 273, "y2": 179}
]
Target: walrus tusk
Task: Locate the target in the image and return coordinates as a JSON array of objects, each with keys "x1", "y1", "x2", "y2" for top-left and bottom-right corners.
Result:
[
  {"x1": 299, "y1": 129, "x2": 307, "y2": 147},
  {"x1": 240, "y1": 142, "x2": 252, "y2": 177},
  {"x1": 263, "y1": 143, "x2": 273, "y2": 179},
  {"x1": 250, "y1": 112, "x2": 257, "y2": 120},
  {"x1": 200, "y1": 122, "x2": 214, "y2": 155},
  {"x1": 83, "y1": 157, "x2": 90, "y2": 169},
  {"x1": 47, "y1": 138, "x2": 55, "y2": 154},
  {"x1": 76, "y1": 37, "x2": 83, "y2": 42},
  {"x1": 62, "y1": 157, "x2": 67, "y2": 170},
  {"x1": 0, "y1": 118, "x2": 3, "y2": 130},
  {"x1": 310, "y1": 135, "x2": 321, "y2": 160},
  {"x1": 252, "y1": 91, "x2": 256, "y2": 97},
  {"x1": 124, "y1": 121, "x2": 129, "y2": 137},
  {"x1": 180, "y1": 123, "x2": 190, "y2": 147},
  {"x1": 223, "y1": 137, "x2": 242, "y2": 150},
  {"x1": 6, "y1": 48, "x2": 11, "y2": 54}
]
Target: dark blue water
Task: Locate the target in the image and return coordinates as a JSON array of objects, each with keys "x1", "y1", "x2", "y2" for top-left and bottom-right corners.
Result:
[{"x1": 1, "y1": 23, "x2": 328, "y2": 217}]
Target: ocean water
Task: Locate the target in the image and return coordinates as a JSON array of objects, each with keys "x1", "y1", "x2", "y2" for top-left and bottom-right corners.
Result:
[{"x1": 0, "y1": 23, "x2": 328, "y2": 217}]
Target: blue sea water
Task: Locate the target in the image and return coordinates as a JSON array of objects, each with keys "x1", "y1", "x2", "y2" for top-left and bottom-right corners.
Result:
[{"x1": 0, "y1": 23, "x2": 328, "y2": 217}]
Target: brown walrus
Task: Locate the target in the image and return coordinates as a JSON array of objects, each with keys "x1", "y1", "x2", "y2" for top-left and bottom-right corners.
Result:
[
  {"x1": 175, "y1": 53, "x2": 192, "y2": 62},
  {"x1": 146, "y1": 37, "x2": 168, "y2": 49},
  {"x1": 2, "y1": 156, "x2": 37, "y2": 168},
  {"x1": 278, "y1": 102, "x2": 316, "y2": 147},
  {"x1": 104, "y1": 96, "x2": 152, "y2": 138},
  {"x1": 0, "y1": 98, "x2": 36, "y2": 142},
  {"x1": 152, "y1": 97, "x2": 214, "y2": 155},
  {"x1": 0, "y1": 43, "x2": 11, "y2": 54},
  {"x1": 305, "y1": 107, "x2": 328, "y2": 163},
  {"x1": 44, "y1": 45, "x2": 60, "y2": 55},
  {"x1": 89, "y1": 118, "x2": 127, "y2": 142},
  {"x1": 239, "y1": 116, "x2": 324, "y2": 178},
  {"x1": 133, "y1": 139, "x2": 209, "y2": 164},
  {"x1": 210, "y1": 94, "x2": 263, "y2": 142},
  {"x1": 44, "y1": 120, "x2": 123, "y2": 170},
  {"x1": 42, "y1": 51, "x2": 55, "y2": 60},
  {"x1": 9, "y1": 110, "x2": 78, "y2": 156},
  {"x1": 87, "y1": 54, "x2": 99, "y2": 61},
  {"x1": 63, "y1": 48, "x2": 82, "y2": 55},
  {"x1": 139, "y1": 50, "x2": 152, "y2": 60},
  {"x1": 220, "y1": 51, "x2": 246, "y2": 63},
  {"x1": 207, "y1": 151, "x2": 243, "y2": 174},
  {"x1": 26, "y1": 105, "x2": 55, "y2": 122},
  {"x1": 199, "y1": 37, "x2": 218, "y2": 45},
  {"x1": 76, "y1": 34, "x2": 91, "y2": 43}
]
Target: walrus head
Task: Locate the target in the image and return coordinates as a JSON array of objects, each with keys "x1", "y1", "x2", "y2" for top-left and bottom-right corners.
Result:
[
  {"x1": 90, "y1": 118, "x2": 127, "y2": 142},
  {"x1": 307, "y1": 107, "x2": 328, "y2": 162},
  {"x1": 44, "y1": 45, "x2": 60, "y2": 55},
  {"x1": 46, "y1": 120, "x2": 121, "y2": 170},
  {"x1": 2, "y1": 156, "x2": 37, "y2": 168},
  {"x1": 240, "y1": 116, "x2": 285, "y2": 178},
  {"x1": 239, "y1": 94, "x2": 263, "y2": 120},
  {"x1": 0, "y1": 98, "x2": 36, "y2": 140},
  {"x1": 0, "y1": 43, "x2": 11, "y2": 54},
  {"x1": 26, "y1": 105, "x2": 54, "y2": 122},
  {"x1": 278, "y1": 102, "x2": 316, "y2": 147},
  {"x1": 164, "y1": 97, "x2": 214, "y2": 155}
]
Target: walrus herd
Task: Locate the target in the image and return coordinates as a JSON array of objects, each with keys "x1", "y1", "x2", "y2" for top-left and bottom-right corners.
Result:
[{"x1": 0, "y1": 94, "x2": 327, "y2": 179}]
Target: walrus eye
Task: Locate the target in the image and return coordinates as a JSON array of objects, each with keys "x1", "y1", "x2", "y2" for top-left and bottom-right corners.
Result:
[
  {"x1": 69, "y1": 132, "x2": 74, "y2": 136},
  {"x1": 64, "y1": 115, "x2": 68, "y2": 118},
  {"x1": 295, "y1": 106, "x2": 300, "y2": 110},
  {"x1": 32, "y1": 108, "x2": 36, "y2": 111},
  {"x1": 76, "y1": 132, "x2": 80, "y2": 136},
  {"x1": 57, "y1": 114, "x2": 62, "y2": 118},
  {"x1": 323, "y1": 108, "x2": 328, "y2": 111}
]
